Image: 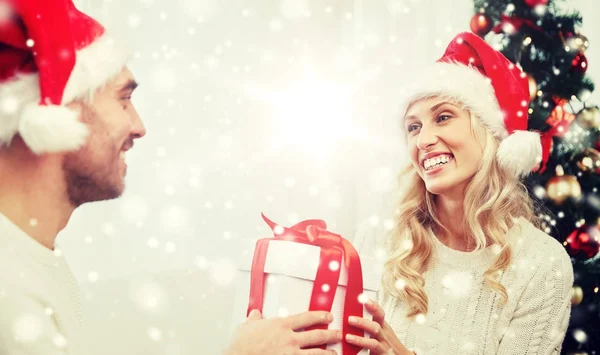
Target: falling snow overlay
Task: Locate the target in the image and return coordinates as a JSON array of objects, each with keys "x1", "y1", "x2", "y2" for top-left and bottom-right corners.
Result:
[{"x1": 17, "y1": 1, "x2": 592, "y2": 355}]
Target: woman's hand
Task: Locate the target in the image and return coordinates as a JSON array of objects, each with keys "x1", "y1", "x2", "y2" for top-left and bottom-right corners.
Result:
[{"x1": 345, "y1": 300, "x2": 414, "y2": 355}]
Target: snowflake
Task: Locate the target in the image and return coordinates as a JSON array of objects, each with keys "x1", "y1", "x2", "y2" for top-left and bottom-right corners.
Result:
[
  {"x1": 441, "y1": 271, "x2": 473, "y2": 297},
  {"x1": 280, "y1": 0, "x2": 309, "y2": 19},
  {"x1": 120, "y1": 195, "x2": 148, "y2": 224},
  {"x1": 160, "y1": 206, "x2": 189, "y2": 232},
  {"x1": 209, "y1": 259, "x2": 236, "y2": 286},
  {"x1": 88, "y1": 271, "x2": 99, "y2": 283},
  {"x1": 128, "y1": 14, "x2": 141, "y2": 28},
  {"x1": 131, "y1": 282, "x2": 166, "y2": 313},
  {"x1": 0, "y1": 95, "x2": 19, "y2": 115},
  {"x1": 13, "y1": 314, "x2": 42, "y2": 343},
  {"x1": 148, "y1": 327, "x2": 162, "y2": 341},
  {"x1": 152, "y1": 67, "x2": 177, "y2": 92}
]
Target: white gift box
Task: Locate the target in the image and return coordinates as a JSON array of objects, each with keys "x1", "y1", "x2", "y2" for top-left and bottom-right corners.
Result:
[{"x1": 231, "y1": 238, "x2": 383, "y2": 355}]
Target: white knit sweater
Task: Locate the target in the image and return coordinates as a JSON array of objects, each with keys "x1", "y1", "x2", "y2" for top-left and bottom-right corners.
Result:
[
  {"x1": 353, "y1": 216, "x2": 574, "y2": 355},
  {"x1": 0, "y1": 213, "x2": 84, "y2": 355}
]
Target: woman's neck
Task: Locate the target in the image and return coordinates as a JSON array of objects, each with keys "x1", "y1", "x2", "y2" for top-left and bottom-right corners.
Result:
[{"x1": 434, "y1": 195, "x2": 473, "y2": 251}]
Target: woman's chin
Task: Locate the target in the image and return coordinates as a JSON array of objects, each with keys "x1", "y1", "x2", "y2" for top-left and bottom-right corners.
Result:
[{"x1": 425, "y1": 180, "x2": 466, "y2": 198}]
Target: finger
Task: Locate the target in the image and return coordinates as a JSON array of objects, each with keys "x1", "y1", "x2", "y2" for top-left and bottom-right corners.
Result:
[
  {"x1": 285, "y1": 311, "x2": 333, "y2": 330},
  {"x1": 345, "y1": 333, "x2": 381, "y2": 352},
  {"x1": 295, "y1": 329, "x2": 342, "y2": 348},
  {"x1": 348, "y1": 316, "x2": 381, "y2": 337},
  {"x1": 300, "y1": 349, "x2": 338, "y2": 355},
  {"x1": 245, "y1": 309, "x2": 262, "y2": 322},
  {"x1": 365, "y1": 299, "x2": 386, "y2": 324}
]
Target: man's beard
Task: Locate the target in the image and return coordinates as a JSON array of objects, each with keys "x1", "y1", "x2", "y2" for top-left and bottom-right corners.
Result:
[{"x1": 62, "y1": 148, "x2": 125, "y2": 207}]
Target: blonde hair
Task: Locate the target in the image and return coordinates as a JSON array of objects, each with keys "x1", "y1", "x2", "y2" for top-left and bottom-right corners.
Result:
[{"x1": 384, "y1": 97, "x2": 540, "y2": 317}]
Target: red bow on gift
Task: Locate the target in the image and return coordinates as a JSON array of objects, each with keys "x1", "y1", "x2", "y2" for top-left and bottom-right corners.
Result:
[{"x1": 247, "y1": 213, "x2": 364, "y2": 355}]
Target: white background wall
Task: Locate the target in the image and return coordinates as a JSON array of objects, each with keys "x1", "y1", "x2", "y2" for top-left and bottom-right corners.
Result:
[{"x1": 59, "y1": 1, "x2": 599, "y2": 354}]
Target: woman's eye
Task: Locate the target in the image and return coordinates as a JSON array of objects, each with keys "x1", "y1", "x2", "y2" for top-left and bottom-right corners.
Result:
[{"x1": 437, "y1": 114, "x2": 451, "y2": 122}]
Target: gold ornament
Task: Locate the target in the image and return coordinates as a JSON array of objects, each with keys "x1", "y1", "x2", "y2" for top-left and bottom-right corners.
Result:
[
  {"x1": 572, "y1": 148, "x2": 600, "y2": 173},
  {"x1": 527, "y1": 74, "x2": 537, "y2": 101},
  {"x1": 566, "y1": 33, "x2": 590, "y2": 53},
  {"x1": 571, "y1": 286, "x2": 584, "y2": 305},
  {"x1": 575, "y1": 106, "x2": 600, "y2": 129},
  {"x1": 545, "y1": 166, "x2": 582, "y2": 205}
]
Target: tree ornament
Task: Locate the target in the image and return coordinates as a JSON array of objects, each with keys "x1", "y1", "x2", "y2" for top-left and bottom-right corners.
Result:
[
  {"x1": 571, "y1": 53, "x2": 588, "y2": 73},
  {"x1": 571, "y1": 148, "x2": 600, "y2": 174},
  {"x1": 575, "y1": 106, "x2": 600, "y2": 129},
  {"x1": 565, "y1": 225, "x2": 600, "y2": 261},
  {"x1": 571, "y1": 286, "x2": 584, "y2": 305},
  {"x1": 545, "y1": 165, "x2": 582, "y2": 205},
  {"x1": 525, "y1": 0, "x2": 548, "y2": 7},
  {"x1": 565, "y1": 33, "x2": 590, "y2": 53},
  {"x1": 470, "y1": 13, "x2": 494, "y2": 37},
  {"x1": 526, "y1": 74, "x2": 538, "y2": 100}
]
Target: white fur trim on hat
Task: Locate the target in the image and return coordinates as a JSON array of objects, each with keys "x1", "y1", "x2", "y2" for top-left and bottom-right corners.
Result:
[
  {"x1": 401, "y1": 61, "x2": 509, "y2": 140},
  {"x1": 62, "y1": 33, "x2": 130, "y2": 104},
  {"x1": 19, "y1": 103, "x2": 89, "y2": 154},
  {"x1": 0, "y1": 32, "x2": 129, "y2": 153},
  {"x1": 496, "y1": 130, "x2": 541, "y2": 177}
]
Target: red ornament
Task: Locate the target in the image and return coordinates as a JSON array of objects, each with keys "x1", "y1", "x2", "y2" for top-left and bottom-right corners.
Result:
[
  {"x1": 571, "y1": 53, "x2": 588, "y2": 73},
  {"x1": 565, "y1": 225, "x2": 600, "y2": 261},
  {"x1": 470, "y1": 13, "x2": 493, "y2": 37},
  {"x1": 525, "y1": 0, "x2": 549, "y2": 7},
  {"x1": 538, "y1": 99, "x2": 576, "y2": 172}
]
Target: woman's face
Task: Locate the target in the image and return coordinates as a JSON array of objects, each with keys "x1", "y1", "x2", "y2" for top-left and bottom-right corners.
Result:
[{"x1": 404, "y1": 97, "x2": 484, "y2": 198}]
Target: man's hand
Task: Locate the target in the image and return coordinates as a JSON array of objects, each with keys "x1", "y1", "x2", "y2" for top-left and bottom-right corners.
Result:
[{"x1": 225, "y1": 309, "x2": 342, "y2": 355}]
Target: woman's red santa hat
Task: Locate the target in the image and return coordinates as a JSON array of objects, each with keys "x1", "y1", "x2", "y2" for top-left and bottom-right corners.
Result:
[
  {"x1": 401, "y1": 31, "x2": 543, "y2": 178},
  {"x1": 0, "y1": 0, "x2": 129, "y2": 154}
]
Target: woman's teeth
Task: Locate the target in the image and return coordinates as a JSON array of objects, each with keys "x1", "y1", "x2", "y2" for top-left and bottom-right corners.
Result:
[{"x1": 424, "y1": 154, "x2": 452, "y2": 171}]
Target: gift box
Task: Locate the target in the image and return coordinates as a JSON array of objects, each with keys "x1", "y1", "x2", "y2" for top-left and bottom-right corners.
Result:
[{"x1": 230, "y1": 214, "x2": 383, "y2": 355}]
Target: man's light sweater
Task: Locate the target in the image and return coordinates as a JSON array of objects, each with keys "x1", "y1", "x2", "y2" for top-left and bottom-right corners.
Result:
[
  {"x1": 0, "y1": 213, "x2": 83, "y2": 355},
  {"x1": 353, "y1": 217, "x2": 574, "y2": 355}
]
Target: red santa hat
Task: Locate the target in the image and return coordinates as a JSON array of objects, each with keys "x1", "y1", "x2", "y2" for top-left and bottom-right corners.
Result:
[
  {"x1": 0, "y1": 0, "x2": 129, "y2": 154},
  {"x1": 401, "y1": 31, "x2": 543, "y2": 178}
]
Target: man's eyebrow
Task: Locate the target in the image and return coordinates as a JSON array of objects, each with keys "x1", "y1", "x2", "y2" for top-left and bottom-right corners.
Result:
[{"x1": 118, "y1": 80, "x2": 139, "y2": 93}]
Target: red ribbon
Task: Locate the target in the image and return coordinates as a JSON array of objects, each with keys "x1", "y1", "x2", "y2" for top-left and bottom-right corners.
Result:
[{"x1": 247, "y1": 213, "x2": 364, "y2": 355}]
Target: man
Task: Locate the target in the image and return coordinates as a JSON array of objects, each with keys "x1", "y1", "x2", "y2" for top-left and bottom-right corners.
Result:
[{"x1": 0, "y1": 1, "x2": 340, "y2": 354}]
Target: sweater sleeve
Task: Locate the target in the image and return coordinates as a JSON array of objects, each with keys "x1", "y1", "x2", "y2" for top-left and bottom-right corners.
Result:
[
  {"x1": 0, "y1": 289, "x2": 70, "y2": 355},
  {"x1": 496, "y1": 241, "x2": 574, "y2": 355}
]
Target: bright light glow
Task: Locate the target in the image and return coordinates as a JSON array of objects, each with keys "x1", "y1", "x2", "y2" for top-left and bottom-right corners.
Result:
[{"x1": 268, "y1": 72, "x2": 360, "y2": 157}]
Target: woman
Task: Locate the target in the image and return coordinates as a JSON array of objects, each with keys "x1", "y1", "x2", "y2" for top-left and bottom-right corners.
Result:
[{"x1": 345, "y1": 32, "x2": 574, "y2": 354}]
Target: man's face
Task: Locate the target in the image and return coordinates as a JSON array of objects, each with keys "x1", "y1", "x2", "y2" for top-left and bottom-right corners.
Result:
[{"x1": 63, "y1": 67, "x2": 146, "y2": 206}]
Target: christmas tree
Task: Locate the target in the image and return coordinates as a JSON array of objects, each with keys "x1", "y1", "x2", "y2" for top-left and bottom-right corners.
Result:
[{"x1": 470, "y1": 0, "x2": 599, "y2": 353}]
